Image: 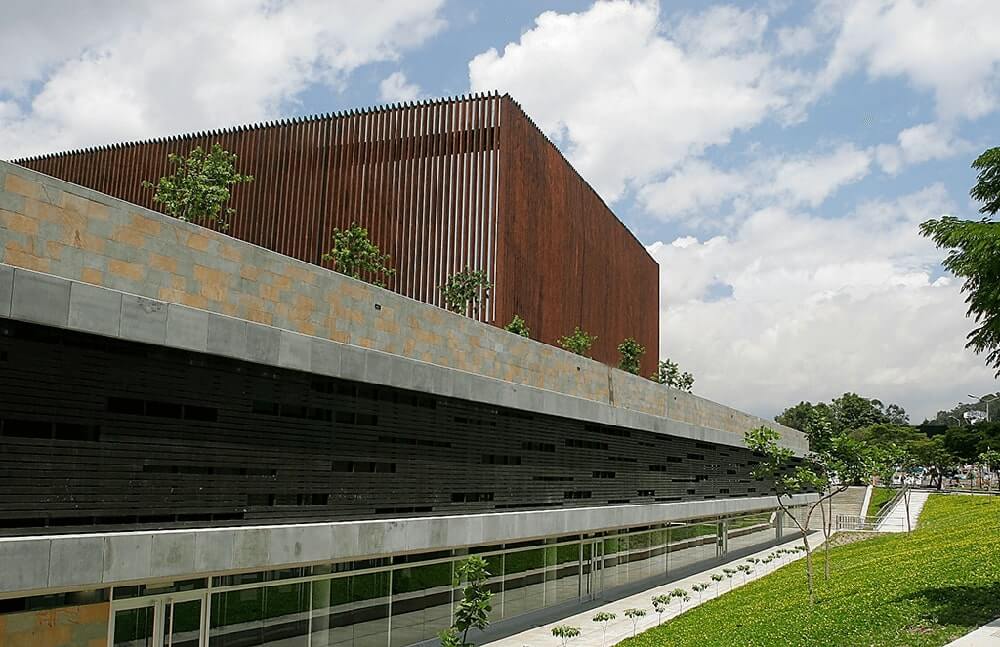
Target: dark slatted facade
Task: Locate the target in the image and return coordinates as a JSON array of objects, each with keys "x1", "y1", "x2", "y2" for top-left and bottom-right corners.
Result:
[
  {"x1": 0, "y1": 321, "x2": 782, "y2": 536},
  {"x1": 12, "y1": 94, "x2": 658, "y2": 374}
]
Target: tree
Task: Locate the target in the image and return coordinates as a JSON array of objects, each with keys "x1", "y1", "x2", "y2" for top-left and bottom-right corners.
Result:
[
  {"x1": 829, "y1": 393, "x2": 896, "y2": 433},
  {"x1": 445, "y1": 555, "x2": 493, "y2": 646},
  {"x1": 650, "y1": 358, "x2": 694, "y2": 392},
  {"x1": 440, "y1": 268, "x2": 492, "y2": 315},
  {"x1": 745, "y1": 426, "x2": 882, "y2": 604},
  {"x1": 504, "y1": 314, "x2": 530, "y2": 337},
  {"x1": 690, "y1": 582, "x2": 710, "y2": 602},
  {"x1": 591, "y1": 611, "x2": 616, "y2": 647},
  {"x1": 142, "y1": 143, "x2": 253, "y2": 230},
  {"x1": 980, "y1": 449, "x2": 1000, "y2": 490},
  {"x1": 651, "y1": 594, "x2": 670, "y2": 625},
  {"x1": 775, "y1": 402, "x2": 832, "y2": 435},
  {"x1": 322, "y1": 223, "x2": 395, "y2": 287},
  {"x1": 617, "y1": 338, "x2": 645, "y2": 375},
  {"x1": 910, "y1": 436, "x2": 958, "y2": 490},
  {"x1": 710, "y1": 573, "x2": 724, "y2": 595},
  {"x1": 920, "y1": 147, "x2": 1000, "y2": 376},
  {"x1": 623, "y1": 608, "x2": 646, "y2": 637},
  {"x1": 670, "y1": 587, "x2": 689, "y2": 612},
  {"x1": 551, "y1": 625, "x2": 581, "y2": 646},
  {"x1": 558, "y1": 327, "x2": 597, "y2": 357}
]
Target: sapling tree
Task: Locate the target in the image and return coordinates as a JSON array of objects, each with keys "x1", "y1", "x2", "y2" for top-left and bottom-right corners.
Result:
[
  {"x1": 745, "y1": 425, "x2": 881, "y2": 604},
  {"x1": 504, "y1": 314, "x2": 530, "y2": 337},
  {"x1": 551, "y1": 625, "x2": 581, "y2": 646},
  {"x1": 691, "y1": 582, "x2": 710, "y2": 602},
  {"x1": 978, "y1": 449, "x2": 1000, "y2": 491},
  {"x1": 445, "y1": 555, "x2": 493, "y2": 646},
  {"x1": 737, "y1": 564, "x2": 752, "y2": 584},
  {"x1": 650, "y1": 358, "x2": 694, "y2": 392},
  {"x1": 558, "y1": 327, "x2": 597, "y2": 357},
  {"x1": 723, "y1": 567, "x2": 736, "y2": 590},
  {"x1": 623, "y1": 608, "x2": 647, "y2": 637},
  {"x1": 440, "y1": 268, "x2": 492, "y2": 316},
  {"x1": 323, "y1": 223, "x2": 396, "y2": 287},
  {"x1": 617, "y1": 338, "x2": 645, "y2": 375},
  {"x1": 142, "y1": 143, "x2": 253, "y2": 230},
  {"x1": 670, "y1": 588, "x2": 689, "y2": 612},
  {"x1": 711, "y1": 573, "x2": 724, "y2": 595},
  {"x1": 591, "y1": 611, "x2": 616, "y2": 647},
  {"x1": 651, "y1": 594, "x2": 670, "y2": 625}
]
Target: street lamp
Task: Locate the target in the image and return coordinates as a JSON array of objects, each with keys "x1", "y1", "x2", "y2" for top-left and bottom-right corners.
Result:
[{"x1": 967, "y1": 394, "x2": 999, "y2": 423}]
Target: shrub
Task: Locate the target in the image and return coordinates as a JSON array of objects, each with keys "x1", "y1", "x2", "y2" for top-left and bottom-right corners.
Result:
[
  {"x1": 617, "y1": 338, "x2": 645, "y2": 374},
  {"x1": 440, "y1": 268, "x2": 492, "y2": 315},
  {"x1": 322, "y1": 223, "x2": 395, "y2": 287},
  {"x1": 559, "y1": 327, "x2": 597, "y2": 357},
  {"x1": 504, "y1": 314, "x2": 530, "y2": 337}
]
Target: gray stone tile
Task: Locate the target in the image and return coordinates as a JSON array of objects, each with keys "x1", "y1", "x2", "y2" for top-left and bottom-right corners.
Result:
[
  {"x1": 339, "y1": 344, "x2": 366, "y2": 381},
  {"x1": 207, "y1": 313, "x2": 248, "y2": 360},
  {"x1": 0, "y1": 264, "x2": 12, "y2": 318},
  {"x1": 10, "y1": 268, "x2": 70, "y2": 327},
  {"x1": 232, "y1": 528, "x2": 269, "y2": 570},
  {"x1": 48, "y1": 536, "x2": 104, "y2": 588},
  {"x1": 365, "y1": 349, "x2": 392, "y2": 385},
  {"x1": 0, "y1": 539, "x2": 51, "y2": 594},
  {"x1": 329, "y1": 523, "x2": 360, "y2": 560},
  {"x1": 387, "y1": 355, "x2": 415, "y2": 390},
  {"x1": 68, "y1": 282, "x2": 122, "y2": 337},
  {"x1": 166, "y1": 304, "x2": 209, "y2": 352},
  {"x1": 309, "y1": 338, "x2": 340, "y2": 377},
  {"x1": 150, "y1": 532, "x2": 197, "y2": 578},
  {"x1": 279, "y1": 330, "x2": 312, "y2": 372},
  {"x1": 121, "y1": 295, "x2": 168, "y2": 344},
  {"x1": 103, "y1": 534, "x2": 152, "y2": 582},
  {"x1": 246, "y1": 323, "x2": 280, "y2": 365},
  {"x1": 195, "y1": 529, "x2": 235, "y2": 573},
  {"x1": 269, "y1": 525, "x2": 332, "y2": 565}
]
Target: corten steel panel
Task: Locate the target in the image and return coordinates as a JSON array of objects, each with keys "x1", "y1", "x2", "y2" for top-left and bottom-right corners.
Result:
[
  {"x1": 11, "y1": 93, "x2": 657, "y2": 368},
  {"x1": 494, "y1": 97, "x2": 659, "y2": 376},
  {"x1": 0, "y1": 321, "x2": 791, "y2": 536}
]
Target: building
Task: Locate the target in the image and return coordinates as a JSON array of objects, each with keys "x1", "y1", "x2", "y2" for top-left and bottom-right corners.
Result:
[
  {"x1": 12, "y1": 93, "x2": 658, "y2": 375},
  {"x1": 0, "y1": 152, "x2": 811, "y2": 646}
]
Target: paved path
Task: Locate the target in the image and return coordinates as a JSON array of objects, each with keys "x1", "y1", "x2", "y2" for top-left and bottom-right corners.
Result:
[
  {"x1": 483, "y1": 534, "x2": 818, "y2": 647},
  {"x1": 876, "y1": 490, "x2": 930, "y2": 532},
  {"x1": 945, "y1": 618, "x2": 1000, "y2": 646}
]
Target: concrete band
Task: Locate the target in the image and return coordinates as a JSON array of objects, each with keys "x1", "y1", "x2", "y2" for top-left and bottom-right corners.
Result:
[
  {"x1": 0, "y1": 264, "x2": 808, "y2": 456},
  {"x1": 0, "y1": 493, "x2": 818, "y2": 597}
]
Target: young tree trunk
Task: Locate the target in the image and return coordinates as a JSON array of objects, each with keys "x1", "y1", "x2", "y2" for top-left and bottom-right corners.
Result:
[
  {"x1": 903, "y1": 486, "x2": 911, "y2": 533},
  {"x1": 822, "y1": 492, "x2": 832, "y2": 581}
]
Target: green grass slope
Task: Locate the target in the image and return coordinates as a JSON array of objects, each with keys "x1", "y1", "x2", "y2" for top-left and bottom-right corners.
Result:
[
  {"x1": 866, "y1": 486, "x2": 896, "y2": 518},
  {"x1": 620, "y1": 495, "x2": 1000, "y2": 647}
]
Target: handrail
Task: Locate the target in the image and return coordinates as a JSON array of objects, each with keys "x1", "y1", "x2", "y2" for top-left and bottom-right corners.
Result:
[{"x1": 874, "y1": 487, "x2": 907, "y2": 526}]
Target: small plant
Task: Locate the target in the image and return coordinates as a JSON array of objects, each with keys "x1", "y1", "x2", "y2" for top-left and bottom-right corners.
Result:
[
  {"x1": 691, "y1": 582, "x2": 710, "y2": 602},
  {"x1": 504, "y1": 314, "x2": 531, "y2": 337},
  {"x1": 323, "y1": 223, "x2": 395, "y2": 287},
  {"x1": 551, "y1": 625, "x2": 581, "y2": 646},
  {"x1": 670, "y1": 587, "x2": 690, "y2": 612},
  {"x1": 723, "y1": 568, "x2": 737, "y2": 590},
  {"x1": 738, "y1": 564, "x2": 752, "y2": 583},
  {"x1": 623, "y1": 608, "x2": 647, "y2": 637},
  {"x1": 592, "y1": 611, "x2": 616, "y2": 647},
  {"x1": 651, "y1": 594, "x2": 671, "y2": 625},
  {"x1": 440, "y1": 268, "x2": 492, "y2": 315},
  {"x1": 617, "y1": 337, "x2": 645, "y2": 374},
  {"x1": 650, "y1": 358, "x2": 695, "y2": 392},
  {"x1": 711, "y1": 573, "x2": 724, "y2": 595},
  {"x1": 559, "y1": 327, "x2": 597, "y2": 357},
  {"x1": 142, "y1": 143, "x2": 253, "y2": 230},
  {"x1": 437, "y1": 627, "x2": 462, "y2": 647},
  {"x1": 444, "y1": 555, "x2": 493, "y2": 646}
]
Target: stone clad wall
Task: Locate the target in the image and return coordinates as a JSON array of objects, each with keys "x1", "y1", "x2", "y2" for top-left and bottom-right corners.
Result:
[
  {"x1": 0, "y1": 160, "x2": 801, "y2": 447},
  {"x1": 0, "y1": 603, "x2": 108, "y2": 647}
]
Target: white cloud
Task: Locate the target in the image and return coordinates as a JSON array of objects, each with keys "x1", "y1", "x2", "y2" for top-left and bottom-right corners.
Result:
[
  {"x1": 639, "y1": 143, "x2": 873, "y2": 224},
  {"x1": 670, "y1": 5, "x2": 768, "y2": 56},
  {"x1": 876, "y1": 122, "x2": 973, "y2": 175},
  {"x1": 469, "y1": 0, "x2": 795, "y2": 201},
  {"x1": 379, "y1": 71, "x2": 422, "y2": 103},
  {"x1": 0, "y1": 0, "x2": 446, "y2": 159},
  {"x1": 648, "y1": 185, "x2": 997, "y2": 422},
  {"x1": 818, "y1": 0, "x2": 1000, "y2": 120}
]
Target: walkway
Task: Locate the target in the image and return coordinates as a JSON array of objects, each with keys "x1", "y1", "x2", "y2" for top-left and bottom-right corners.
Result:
[
  {"x1": 483, "y1": 534, "x2": 818, "y2": 647},
  {"x1": 876, "y1": 490, "x2": 930, "y2": 532},
  {"x1": 945, "y1": 618, "x2": 1000, "y2": 646}
]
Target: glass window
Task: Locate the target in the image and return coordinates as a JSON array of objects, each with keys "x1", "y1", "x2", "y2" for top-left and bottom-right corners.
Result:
[
  {"x1": 310, "y1": 572, "x2": 389, "y2": 647},
  {"x1": 545, "y1": 542, "x2": 580, "y2": 605},
  {"x1": 501, "y1": 547, "x2": 544, "y2": 619},
  {"x1": 667, "y1": 523, "x2": 719, "y2": 573},
  {"x1": 210, "y1": 581, "x2": 310, "y2": 646},
  {"x1": 726, "y1": 512, "x2": 777, "y2": 554},
  {"x1": 112, "y1": 606, "x2": 154, "y2": 647},
  {"x1": 390, "y1": 562, "x2": 453, "y2": 646}
]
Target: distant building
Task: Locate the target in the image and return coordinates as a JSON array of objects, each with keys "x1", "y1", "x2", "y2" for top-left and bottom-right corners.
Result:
[{"x1": 13, "y1": 94, "x2": 658, "y2": 374}]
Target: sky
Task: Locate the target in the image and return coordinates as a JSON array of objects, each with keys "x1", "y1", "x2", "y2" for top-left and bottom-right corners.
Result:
[{"x1": 1, "y1": 0, "x2": 998, "y2": 422}]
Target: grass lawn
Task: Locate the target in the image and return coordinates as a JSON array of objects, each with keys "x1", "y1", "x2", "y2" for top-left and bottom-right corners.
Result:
[
  {"x1": 866, "y1": 486, "x2": 896, "y2": 517},
  {"x1": 620, "y1": 495, "x2": 1000, "y2": 647}
]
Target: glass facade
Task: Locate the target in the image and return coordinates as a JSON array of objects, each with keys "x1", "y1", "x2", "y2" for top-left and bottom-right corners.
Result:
[{"x1": 95, "y1": 508, "x2": 804, "y2": 647}]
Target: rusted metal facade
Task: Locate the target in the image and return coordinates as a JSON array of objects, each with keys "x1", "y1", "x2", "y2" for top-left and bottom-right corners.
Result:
[{"x1": 13, "y1": 93, "x2": 658, "y2": 372}]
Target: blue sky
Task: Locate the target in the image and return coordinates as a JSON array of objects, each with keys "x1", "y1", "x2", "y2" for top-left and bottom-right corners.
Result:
[{"x1": 1, "y1": 0, "x2": 998, "y2": 420}]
